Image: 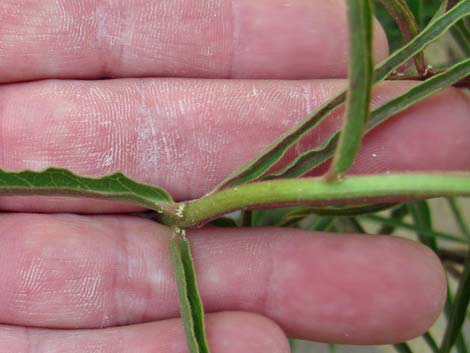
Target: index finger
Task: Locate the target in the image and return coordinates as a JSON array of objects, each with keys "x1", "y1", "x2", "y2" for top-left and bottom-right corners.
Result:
[{"x1": 0, "y1": 0, "x2": 388, "y2": 82}]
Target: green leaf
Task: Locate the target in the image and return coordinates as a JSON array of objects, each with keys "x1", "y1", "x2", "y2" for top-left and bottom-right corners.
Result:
[
  {"x1": 0, "y1": 167, "x2": 175, "y2": 213},
  {"x1": 289, "y1": 339, "x2": 296, "y2": 352},
  {"x1": 367, "y1": 59, "x2": 470, "y2": 131},
  {"x1": 212, "y1": 92, "x2": 346, "y2": 190},
  {"x1": 374, "y1": 0, "x2": 403, "y2": 51},
  {"x1": 444, "y1": 285, "x2": 469, "y2": 353},
  {"x1": 423, "y1": 331, "x2": 440, "y2": 353},
  {"x1": 394, "y1": 342, "x2": 415, "y2": 353},
  {"x1": 447, "y1": 198, "x2": 470, "y2": 240},
  {"x1": 362, "y1": 214, "x2": 468, "y2": 244},
  {"x1": 440, "y1": 249, "x2": 470, "y2": 353},
  {"x1": 241, "y1": 210, "x2": 253, "y2": 226},
  {"x1": 310, "y1": 216, "x2": 336, "y2": 232},
  {"x1": 375, "y1": 0, "x2": 470, "y2": 81},
  {"x1": 282, "y1": 203, "x2": 394, "y2": 221},
  {"x1": 252, "y1": 207, "x2": 296, "y2": 226},
  {"x1": 265, "y1": 59, "x2": 470, "y2": 179},
  {"x1": 408, "y1": 0, "x2": 426, "y2": 28},
  {"x1": 170, "y1": 228, "x2": 210, "y2": 353},
  {"x1": 212, "y1": 1, "x2": 470, "y2": 191},
  {"x1": 451, "y1": 20, "x2": 470, "y2": 56},
  {"x1": 264, "y1": 134, "x2": 339, "y2": 179},
  {"x1": 208, "y1": 217, "x2": 238, "y2": 227},
  {"x1": 378, "y1": 204, "x2": 408, "y2": 235},
  {"x1": 406, "y1": 206, "x2": 468, "y2": 353},
  {"x1": 407, "y1": 201, "x2": 438, "y2": 251},
  {"x1": 326, "y1": 0, "x2": 374, "y2": 179},
  {"x1": 428, "y1": 0, "x2": 448, "y2": 25},
  {"x1": 378, "y1": 0, "x2": 427, "y2": 74}
]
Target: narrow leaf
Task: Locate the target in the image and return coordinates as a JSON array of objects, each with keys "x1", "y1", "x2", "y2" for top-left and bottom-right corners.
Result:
[
  {"x1": 444, "y1": 286, "x2": 469, "y2": 353},
  {"x1": 362, "y1": 215, "x2": 467, "y2": 244},
  {"x1": 447, "y1": 197, "x2": 470, "y2": 240},
  {"x1": 378, "y1": 204, "x2": 408, "y2": 235},
  {"x1": 213, "y1": 1, "x2": 470, "y2": 191},
  {"x1": 447, "y1": 198, "x2": 470, "y2": 240},
  {"x1": 394, "y1": 343, "x2": 415, "y2": 353},
  {"x1": 423, "y1": 331, "x2": 440, "y2": 353},
  {"x1": 282, "y1": 203, "x2": 394, "y2": 221},
  {"x1": 209, "y1": 217, "x2": 238, "y2": 227},
  {"x1": 267, "y1": 59, "x2": 470, "y2": 179},
  {"x1": 367, "y1": 59, "x2": 470, "y2": 131},
  {"x1": 440, "y1": 249, "x2": 470, "y2": 353},
  {"x1": 241, "y1": 210, "x2": 253, "y2": 226},
  {"x1": 289, "y1": 339, "x2": 296, "y2": 352},
  {"x1": 170, "y1": 228, "x2": 210, "y2": 353},
  {"x1": 253, "y1": 208, "x2": 296, "y2": 227},
  {"x1": 451, "y1": 20, "x2": 470, "y2": 56},
  {"x1": 407, "y1": 201, "x2": 438, "y2": 251},
  {"x1": 327, "y1": 0, "x2": 374, "y2": 178},
  {"x1": 264, "y1": 134, "x2": 339, "y2": 179},
  {"x1": 374, "y1": 0, "x2": 470, "y2": 81},
  {"x1": 378, "y1": 0, "x2": 427, "y2": 74},
  {"x1": 408, "y1": 0, "x2": 427, "y2": 28},
  {"x1": 310, "y1": 216, "x2": 335, "y2": 232},
  {"x1": 429, "y1": 0, "x2": 449, "y2": 24},
  {"x1": 0, "y1": 167, "x2": 174, "y2": 213},
  {"x1": 212, "y1": 92, "x2": 346, "y2": 190}
]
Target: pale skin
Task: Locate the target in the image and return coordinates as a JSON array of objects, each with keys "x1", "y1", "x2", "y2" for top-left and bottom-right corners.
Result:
[{"x1": 0, "y1": 1, "x2": 469, "y2": 352}]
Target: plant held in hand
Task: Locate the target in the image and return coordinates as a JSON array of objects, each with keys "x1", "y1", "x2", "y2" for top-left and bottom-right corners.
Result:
[{"x1": 0, "y1": 0, "x2": 469, "y2": 352}]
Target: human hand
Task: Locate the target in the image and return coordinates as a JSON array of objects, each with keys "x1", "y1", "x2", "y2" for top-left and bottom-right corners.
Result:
[{"x1": 0, "y1": 1, "x2": 469, "y2": 352}]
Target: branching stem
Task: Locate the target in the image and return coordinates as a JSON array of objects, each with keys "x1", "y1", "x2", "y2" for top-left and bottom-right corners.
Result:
[{"x1": 160, "y1": 173, "x2": 470, "y2": 228}]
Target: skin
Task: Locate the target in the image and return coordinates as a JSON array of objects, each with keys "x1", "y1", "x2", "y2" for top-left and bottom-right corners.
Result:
[{"x1": 0, "y1": 0, "x2": 468, "y2": 352}]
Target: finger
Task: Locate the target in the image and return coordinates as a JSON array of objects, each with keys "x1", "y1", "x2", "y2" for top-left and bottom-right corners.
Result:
[
  {"x1": 0, "y1": 79, "x2": 468, "y2": 212},
  {"x1": 0, "y1": 213, "x2": 446, "y2": 344},
  {"x1": 0, "y1": 0, "x2": 388, "y2": 82},
  {"x1": 0, "y1": 312, "x2": 289, "y2": 353}
]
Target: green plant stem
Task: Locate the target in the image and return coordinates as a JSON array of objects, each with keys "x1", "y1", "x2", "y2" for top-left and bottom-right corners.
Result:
[{"x1": 161, "y1": 174, "x2": 470, "y2": 228}]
